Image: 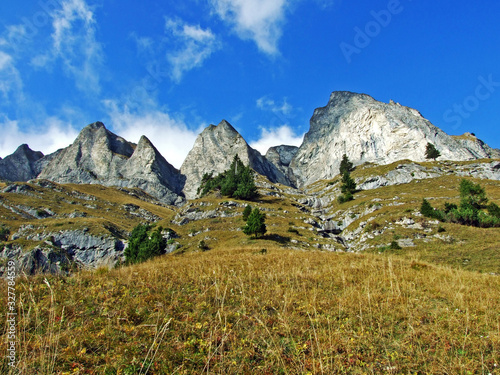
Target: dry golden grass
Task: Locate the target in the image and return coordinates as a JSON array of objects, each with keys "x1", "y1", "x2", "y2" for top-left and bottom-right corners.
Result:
[{"x1": 1, "y1": 246, "x2": 499, "y2": 374}]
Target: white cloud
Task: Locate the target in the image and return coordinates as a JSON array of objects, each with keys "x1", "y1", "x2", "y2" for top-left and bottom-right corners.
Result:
[
  {"x1": 33, "y1": 0, "x2": 104, "y2": 92},
  {"x1": 256, "y1": 96, "x2": 293, "y2": 116},
  {"x1": 0, "y1": 51, "x2": 23, "y2": 103},
  {"x1": 0, "y1": 116, "x2": 78, "y2": 158},
  {"x1": 250, "y1": 125, "x2": 304, "y2": 155},
  {"x1": 104, "y1": 100, "x2": 204, "y2": 169},
  {"x1": 165, "y1": 18, "x2": 220, "y2": 83},
  {"x1": 211, "y1": 0, "x2": 288, "y2": 55}
]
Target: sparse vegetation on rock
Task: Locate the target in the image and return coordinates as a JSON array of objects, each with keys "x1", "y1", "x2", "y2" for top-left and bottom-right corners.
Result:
[
  {"x1": 198, "y1": 155, "x2": 258, "y2": 200},
  {"x1": 425, "y1": 142, "x2": 441, "y2": 160}
]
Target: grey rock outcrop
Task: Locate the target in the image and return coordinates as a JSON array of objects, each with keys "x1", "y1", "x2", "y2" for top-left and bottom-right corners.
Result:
[
  {"x1": 180, "y1": 120, "x2": 292, "y2": 199},
  {"x1": 289, "y1": 91, "x2": 498, "y2": 187},
  {"x1": 115, "y1": 136, "x2": 185, "y2": 205},
  {"x1": 265, "y1": 145, "x2": 299, "y2": 178},
  {"x1": 37, "y1": 122, "x2": 184, "y2": 205},
  {"x1": 0, "y1": 144, "x2": 44, "y2": 181},
  {"x1": 451, "y1": 133, "x2": 500, "y2": 159}
]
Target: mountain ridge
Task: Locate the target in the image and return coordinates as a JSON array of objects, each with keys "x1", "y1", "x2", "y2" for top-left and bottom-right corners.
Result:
[{"x1": 1, "y1": 91, "x2": 499, "y2": 201}]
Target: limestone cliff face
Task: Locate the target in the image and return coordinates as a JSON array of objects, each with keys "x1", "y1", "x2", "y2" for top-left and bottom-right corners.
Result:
[
  {"x1": 180, "y1": 120, "x2": 291, "y2": 199},
  {"x1": 0, "y1": 144, "x2": 44, "y2": 181},
  {"x1": 289, "y1": 91, "x2": 497, "y2": 187},
  {"x1": 38, "y1": 122, "x2": 184, "y2": 204},
  {"x1": 118, "y1": 136, "x2": 185, "y2": 205},
  {"x1": 265, "y1": 145, "x2": 299, "y2": 184}
]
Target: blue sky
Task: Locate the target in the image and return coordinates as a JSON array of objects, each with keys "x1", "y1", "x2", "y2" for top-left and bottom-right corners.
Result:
[{"x1": 1, "y1": 0, "x2": 499, "y2": 168}]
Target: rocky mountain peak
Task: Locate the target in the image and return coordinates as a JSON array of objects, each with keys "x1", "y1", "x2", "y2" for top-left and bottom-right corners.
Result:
[
  {"x1": 0, "y1": 144, "x2": 45, "y2": 181},
  {"x1": 181, "y1": 120, "x2": 292, "y2": 199},
  {"x1": 36, "y1": 122, "x2": 183, "y2": 204},
  {"x1": 13, "y1": 144, "x2": 44, "y2": 160},
  {"x1": 289, "y1": 91, "x2": 499, "y2": 187}
]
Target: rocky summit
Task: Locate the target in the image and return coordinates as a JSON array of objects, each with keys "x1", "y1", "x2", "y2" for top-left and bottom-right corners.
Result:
[
  {"x1": 289, "y1": 91, "x2": 500, "y2": 187},
  {"x1": 37, "y1": 122, "x2": 184, "y2": 205},
  {"x1": 180, "y1": 120, "x2": 291, "y2": 199},
  {"x1": 0, "y1": 144, "x2": 45, "y2": 181},
  {"x1": 1, "y1": 91, "x2": 499, "y2": 201}
]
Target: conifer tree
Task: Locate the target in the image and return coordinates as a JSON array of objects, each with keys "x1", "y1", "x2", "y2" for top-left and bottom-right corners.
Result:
[
  {"x1": 339, "y1": 154, "x2": 353, "y2": 175},
  {"x1": 425, "y1": 142, "x2": 441, "y2": 161},
  {"x1": 243, "y1": 208, "x2": 267, "y2": 238},
  {"x1": 338, "y1": 154, "x2": 356, "y2": 203},
  {"x1": 242, "y1": 204, "x2": 252, "y2": 221}
]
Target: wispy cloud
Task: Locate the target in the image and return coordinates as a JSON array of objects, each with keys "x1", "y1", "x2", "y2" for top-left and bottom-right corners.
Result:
[
  {"x1": 103, "y1": 100, "x2": 204, "y2": 169},
  {"x1": 0, "y1": 115, "x2": 78, "y2": 157},
  {"x1": 256, "y1": 96, "x2": 293, "y2": 116},
  {"x1": 0, "y1": 51, "x2": 23, "y2": 104},
  {"x1": 33, "y1": 0, "x2": 104, "y2": 93},
  {"x1": 250, "y1": 125, "x2": 304, "y2": 155},
  {"x1": 210, "y1": 0, "x2": 288, "y2": 55},
  {"x1": 165, "y1": 18, "x2": 220, "y2": 83}
]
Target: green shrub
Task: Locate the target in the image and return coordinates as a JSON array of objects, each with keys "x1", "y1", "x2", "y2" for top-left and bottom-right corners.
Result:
[
  {"x1": 420, "y1": 199, "x2": 436, "y2": 218},
  {"x1": 198, "y1": 240, "x2": 209, "y2": 251},
  {"x1": 459, "y1": 179, "x2": 488, "y2": 209},
  {"x1": 389, "y1": 241, "x2": 402, "y2": 250},
  {"x1": 124, "y1": 224, "x2": 166, "y2": 264},
  {"x1": 0, "y1": 226, "x2": 10, "y2": 242},
  {"x1": 338, "y1": 191, "x2": 353, "y2": 204},
  {"x1": 487, "y1": 202, "x2": 500, "y2": 218}
]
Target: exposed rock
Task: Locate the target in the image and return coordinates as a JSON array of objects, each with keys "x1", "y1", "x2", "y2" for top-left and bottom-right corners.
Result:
[
  {"x1": 37, "y1": 122, "x2": 184, "y2": 205},
  {"x1": 180, "y1": 120, "x2": 292, "y2": 199},
  {"x1": 289, "y1": 91, "x2": 497, "y2": 187},
  {"x1": 452, "y1": 133, "x2": 500, "y2": 159},
  {"x1": 117, "y1": 136, "x2": 185, "y2": 205},
  {"x1": 265, "y1": 145, "x2": 299, "y2": 179},
  {"x1": 50, "y1": 230, "x2": 125, "y2": 268},
  {"x1": 0, "y1": 144, "x2": 44, "y2": 181}
]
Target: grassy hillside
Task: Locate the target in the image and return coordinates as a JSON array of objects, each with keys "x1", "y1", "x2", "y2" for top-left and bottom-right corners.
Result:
[
  {"x1": 1, "y1": 161, "x2": 499, "y2": 373},
  {"x1": 1, "y1": 247, "x2": 499, "y2": 374}
]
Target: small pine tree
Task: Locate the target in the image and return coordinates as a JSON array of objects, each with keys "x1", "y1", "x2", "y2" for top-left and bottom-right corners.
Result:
[
  {"x1": 339, "y1": 154, "x2": 353, "y2": 175},
  {"x1": 338, "y1": 155, "x2": 356, "y2": 203},
  {"x1": 459, "y1": 179, "x2": 488, "y2": 210},
  {"x1": 420, "y1": 198, "x2": 435, "y2": 218},
  {"x1": 425, "y1": 142, "x2": 441, "y2": 160},
  {"x1": 243, "y1": 208, "x2": 267, "y2": 238},
  {"x1": 242, "y1": 204, "x2": 252, "y2": 221},
  {"x1": 198, "y1": 154, "x2": 258, "y2": 200},
  {"x1": 340, "y1": 172, "x2": 356, "y2": 195}
]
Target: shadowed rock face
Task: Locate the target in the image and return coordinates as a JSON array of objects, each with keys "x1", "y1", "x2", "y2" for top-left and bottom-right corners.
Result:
[
  {"x1": 37, "y1": 122, "x2": 185, "y2": 205},
  {"x1": 289, "y1": 91, "x2": 499, "y2": 187},
  {"x1": 180, "y1": 120, "x2": 292, "y2": 199},
  {"x1": 0, "y1": 144, "x2": 44, "y2": 181},
  {"x1": 265, "y1": 145, "x2": 299, "y2": 173}
]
